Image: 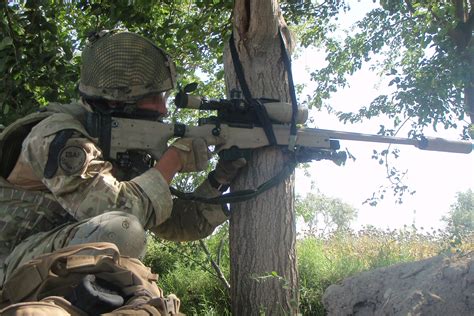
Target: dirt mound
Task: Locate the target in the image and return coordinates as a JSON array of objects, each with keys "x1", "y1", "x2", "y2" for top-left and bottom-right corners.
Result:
[{"x1": 323, "y1": 252, "x2": 473, "y2": 315}]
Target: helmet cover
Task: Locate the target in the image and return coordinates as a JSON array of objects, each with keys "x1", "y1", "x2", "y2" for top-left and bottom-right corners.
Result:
[{"x1": 79, "y1": 31, "x2": 176, "y2": 102}]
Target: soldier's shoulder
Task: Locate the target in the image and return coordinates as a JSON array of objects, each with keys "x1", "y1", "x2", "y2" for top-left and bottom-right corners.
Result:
[
  {"x1": 31, "y1": 111, "x2": 91, "y2": 140},
  {"x1": 45, "y1": 100, "x2": 88, "y2": 118},
  {"x1": 33, "y1": 112, "x2": 81, "y2": 131}
]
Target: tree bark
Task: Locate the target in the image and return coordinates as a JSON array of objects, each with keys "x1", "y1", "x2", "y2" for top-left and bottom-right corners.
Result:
[{"x1": 224, "y1": 0, "x2": 298, "y2": 314}]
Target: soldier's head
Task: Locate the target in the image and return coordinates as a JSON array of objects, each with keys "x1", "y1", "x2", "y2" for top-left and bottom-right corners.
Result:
[{"x1": 79, "y1": 30, "x2": 176, "y2": 118}]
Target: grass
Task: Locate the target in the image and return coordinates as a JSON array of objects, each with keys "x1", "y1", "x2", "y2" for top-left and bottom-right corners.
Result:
[{"x1": 145, "y1": 226, "x2": 473, "y2": 315}]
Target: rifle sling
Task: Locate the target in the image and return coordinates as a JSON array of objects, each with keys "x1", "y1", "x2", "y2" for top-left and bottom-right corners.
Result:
[
  {"x1": 85, "y1": 111, "x2": 112, "y2": 159},
  {"x1": 228, "y1": 29, "x2": 298, "y2": 146},
  {"x1": 200, "y1": 30, "x2": 300, "y2": 205},
  {"x1": 170, "y1": 159, "x2": 297, "y2": 205},
  {"x1": 229, "y1": 32, "x2": 277, "y2": 146}
]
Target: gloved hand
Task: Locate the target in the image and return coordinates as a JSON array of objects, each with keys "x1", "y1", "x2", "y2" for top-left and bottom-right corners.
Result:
[
  {"x1": 208, "y1": 158, "x2": 247, "y2": 191},
  {"x1": 170, "y1": 137, "x2": 210, "y2": 172}
]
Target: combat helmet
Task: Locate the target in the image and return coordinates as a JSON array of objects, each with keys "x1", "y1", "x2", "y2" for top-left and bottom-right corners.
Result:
[{"x1": 79, "y1": 30, "x2": 176, "y2": 103}]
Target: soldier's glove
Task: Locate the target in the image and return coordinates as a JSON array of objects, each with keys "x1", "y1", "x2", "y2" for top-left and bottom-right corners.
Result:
[
  {"x1": 170, "y1": 137, "x2": 210, "y2": 172},
  {"x1": 208, "y1": 158, "x2": 247, "y2": 192}
]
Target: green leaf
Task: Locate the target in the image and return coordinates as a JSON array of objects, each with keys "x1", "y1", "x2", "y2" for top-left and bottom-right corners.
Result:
[{"x1": 0, "y1": 37, "x2": 13, "y2": 51}]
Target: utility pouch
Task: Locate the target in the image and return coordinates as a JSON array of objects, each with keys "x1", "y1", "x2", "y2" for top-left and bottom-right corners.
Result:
[
  {"x1": 103, "y1": 294, "x2": 182, "y2": 316},
  {"x1": 0, "y1": 296, "x2": 86, "y2": 316},
  {"x1": 0, "y1": 242, "x2": 170, "y2": 314}
]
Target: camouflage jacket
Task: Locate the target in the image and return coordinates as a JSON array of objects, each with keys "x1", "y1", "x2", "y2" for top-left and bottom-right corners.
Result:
[{"x1": 0, "y1": 101, "x2": 227, "y2": 258}]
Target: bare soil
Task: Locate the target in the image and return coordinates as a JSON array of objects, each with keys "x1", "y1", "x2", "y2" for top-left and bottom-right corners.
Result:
[{"x1": 322, "y1": 252, "x2": 474, "y2": 315}]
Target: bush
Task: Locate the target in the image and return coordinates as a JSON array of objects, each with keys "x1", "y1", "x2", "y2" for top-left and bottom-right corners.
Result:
[
  {"x1": 144, "y1": 234, "x2": 230, "y2": 315},
  {"x1": 145, "y1": 225, "x2": 473, "y2": 315},
  {"x1": 159, "y1": 261, "x2": 230, "y2": 314}
]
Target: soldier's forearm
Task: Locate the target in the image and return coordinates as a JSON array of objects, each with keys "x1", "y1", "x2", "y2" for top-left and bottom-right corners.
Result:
[{"x1": 154, "y1": 148, "x2": 182, "y2": 184}]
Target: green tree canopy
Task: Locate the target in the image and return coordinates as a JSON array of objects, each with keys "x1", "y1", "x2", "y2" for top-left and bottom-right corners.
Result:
[
  {"x1": 3, "y1": 1, "x2": 471, "y2": 137},
  {"x1": 296, "y1": 191, "x2": 358, "y2": 236},
  {"x1": 0, "y1": 0, "x2": 332, "y2": 126},
  {"x1": 0, "y1": 0, "x2": 235, "y2": 125},
  {"x1": 442, "y1": 189, "x2": 474, "y2": 245},
  {"x1": 305, "y1": 1, "x2": 473, "y2": 139}
]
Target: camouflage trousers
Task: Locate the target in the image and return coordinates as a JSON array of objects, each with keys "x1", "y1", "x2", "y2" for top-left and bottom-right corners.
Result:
[{"x1": 0, "y1": 211, "x2": 147, "y2": 288}]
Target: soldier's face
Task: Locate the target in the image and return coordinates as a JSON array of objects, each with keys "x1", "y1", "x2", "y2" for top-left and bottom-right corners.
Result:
[{"x1": 136, "y1": 93, "x2": 168, "y2": 116}]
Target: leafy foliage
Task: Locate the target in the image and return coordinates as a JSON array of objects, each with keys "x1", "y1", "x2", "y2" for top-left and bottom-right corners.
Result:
[
  {"x1": 442, "y1": 189, "x2": 474, "y2": 248},
  {"x1": 1, "y1": 1, "x2": 81, "y2": 124},
  {"x1": 0, "y1": 0, "x2": 344, "y2": 127},
  {"x1": 281, "y1": 0, "x2": 350, "y2": 48},
  {"x1": 0, "y1": 0, "x2": 234, "y2": 126},
  {"x1": 306, "y1": 1, "x2": 471, "y2": 136},
  {"x1": 289, "y1": 1, "x2": 473, "y2": 205},
  {"x1": 144, "y1": 224, "x2": 231, "y2": 315},
  {"x1": 0, "y1": 0, "x2": 359, "y2": 123}
]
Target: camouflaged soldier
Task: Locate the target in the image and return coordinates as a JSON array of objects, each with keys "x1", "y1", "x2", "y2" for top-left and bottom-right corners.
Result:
[{"x1": 0, "y1": 30, "x2": 244, "y2": 313}]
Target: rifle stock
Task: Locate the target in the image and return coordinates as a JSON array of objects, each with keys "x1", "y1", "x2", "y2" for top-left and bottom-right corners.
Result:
[{"x1": 109, "y1": 117, "x2": 334, "y2": 161}]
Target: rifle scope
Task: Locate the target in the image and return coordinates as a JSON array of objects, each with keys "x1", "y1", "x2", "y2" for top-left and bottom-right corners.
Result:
[{"x1": 175, "y1": 93, "x2": 308, "y2": 124}]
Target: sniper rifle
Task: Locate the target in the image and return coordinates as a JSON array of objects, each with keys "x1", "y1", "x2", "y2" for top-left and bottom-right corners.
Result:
[{"x1": 85, "y1": 83, "x2": 473, "y2": 203}]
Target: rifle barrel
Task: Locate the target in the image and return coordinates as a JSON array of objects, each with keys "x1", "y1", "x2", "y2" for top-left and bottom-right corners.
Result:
[{"x1": 312, "y1": 128, "x2": 472, "y2": 154}]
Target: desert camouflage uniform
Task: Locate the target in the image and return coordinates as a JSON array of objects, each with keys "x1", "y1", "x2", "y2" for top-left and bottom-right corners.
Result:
[{"x1": 0, "y1": 101, "x2": 227, "y2": 286}]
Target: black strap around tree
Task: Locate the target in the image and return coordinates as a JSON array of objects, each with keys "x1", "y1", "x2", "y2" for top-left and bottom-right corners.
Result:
[
  {"x1": 228, "y1": 31, "x2": 277, "y2": 146},
  {"x1": 170, "y1": 29, "x2": 300, "y2": 205},
  {"x1": 278, "y1": 27, "x2": 299, "y2": 149}
]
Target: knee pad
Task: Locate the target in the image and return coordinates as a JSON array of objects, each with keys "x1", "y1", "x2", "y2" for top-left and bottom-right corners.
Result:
[{"x1": 68, "y1": 211, "x2": 146, "y2": 258}]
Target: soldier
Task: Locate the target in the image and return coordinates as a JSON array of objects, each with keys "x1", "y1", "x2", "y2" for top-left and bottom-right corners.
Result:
[{"x1": 0, "y1": 30, "x2": 244, "y2": 314}]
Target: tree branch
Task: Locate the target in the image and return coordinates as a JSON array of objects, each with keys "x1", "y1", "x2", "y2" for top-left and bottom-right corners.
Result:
[
  {"x1": 452, "y1": 0, "x2": 466, "y2": 21},
  {"x1": 216, "y1": 237, "x2": 225, "y2": 267},
  {"x1": 199, "y1": 239, "x2": 231, "y2": 291},
  {"x1": 150, "y1": 237, "x2": 223, "y2": 280},
  {"x1": 2, "y1": 0, "x2": 19, "y2": 61},
  {"x1": 384, "y1": 117, "x2": 410, "y2": 186},
  {"x1": 404, "y1": 0, "x2": 416, "y2": 14}
]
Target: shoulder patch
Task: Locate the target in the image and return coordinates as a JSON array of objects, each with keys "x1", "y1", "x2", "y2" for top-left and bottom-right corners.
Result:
[{"x1": 58, "y1": 146, "x2": 87, "y2": 175}]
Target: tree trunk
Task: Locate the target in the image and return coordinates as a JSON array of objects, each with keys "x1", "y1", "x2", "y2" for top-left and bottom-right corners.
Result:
[
  {"x1": 450, "y1": 0, "x2": 474, "y2": 124},
  {"x1": 224, "y1": 0, "x2": 298, "y2": 314}
]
